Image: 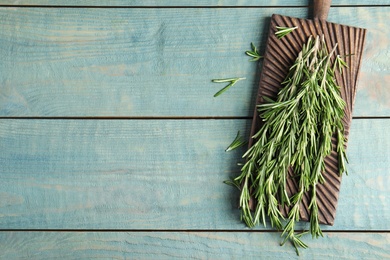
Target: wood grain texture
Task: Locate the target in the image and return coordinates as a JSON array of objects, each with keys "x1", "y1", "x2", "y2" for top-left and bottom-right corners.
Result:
[
  {"x1": 0, "y1": 7, "x2": 389, "y2": 117},
  {"x1": 0, "y1": 1, "x2": 388, "y2": 258},
  {"x1": 0, "y1": 232, "x2": 389, "y2": 259},
  {"x1": 0, "y1": 119, "x2": 388, "y2": 230},
  {"x1": 0, "y1": 0, "x2": 389, "y2": 6}
]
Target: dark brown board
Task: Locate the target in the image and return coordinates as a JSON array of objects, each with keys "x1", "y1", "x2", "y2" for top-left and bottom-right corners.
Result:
[{"x1": 249, "y1": 14, "x2": 366, "y2": 225}]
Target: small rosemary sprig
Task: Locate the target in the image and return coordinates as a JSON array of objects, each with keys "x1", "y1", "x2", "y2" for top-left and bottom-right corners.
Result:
[
  {"x1": 245, "y1": 42, "x2": 263, "y2": 61},
  {"x1": 235, "y1": 35, "x2": 349, "y2": 255},
  {"x1": 275, "y1": 26, "x2": 298, "y2": 39},
  {"x1": 212, "y1": 77, "x2": 246, "y2": 97}
]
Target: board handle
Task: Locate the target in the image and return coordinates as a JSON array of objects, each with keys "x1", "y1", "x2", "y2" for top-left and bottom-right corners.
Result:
[{"x1": 313, "y1": 0, "x2": 332, "y2": 20}]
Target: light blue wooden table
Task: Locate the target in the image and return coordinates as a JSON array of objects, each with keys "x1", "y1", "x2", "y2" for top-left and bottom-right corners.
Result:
[{"x1": 0, "y1": 1, "x2": 389, "y2": 259}]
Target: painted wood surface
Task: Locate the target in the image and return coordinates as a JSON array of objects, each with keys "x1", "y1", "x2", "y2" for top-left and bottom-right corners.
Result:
[
  {"x1": 0, "y1": 119, "x2": 388, "y2": 230},
  {"x1": 1, "y1": 0, "x2": 389, "y2": 6},
  {"x1": 0, "y1": 0, "x2": 389, "y2": 258},
  {"x1": 0, "y1": 232, "x2": 389, "y2": 259},
  {"x1": 0, "y1": 7, "x2": 389, "y2": 117}
]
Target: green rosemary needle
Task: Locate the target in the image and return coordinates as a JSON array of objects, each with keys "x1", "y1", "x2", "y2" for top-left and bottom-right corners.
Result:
[
  {"x1": 275, "y1": 26, "x2": 298, "y2": 39},
  {"x1": 334, "y1": 54, "x2": 349, "y2": 74},
  {"x1": 235, "y1": 35, "x2": 349, "y2": 255},
  {"x1": 212, "y1": 77, "x2": 246, "y2": 97},
  {"x1": 223, "y1": 178, "x2": 241, "y2": 190},
  {"x1": 226, "y1": 131, "x2": 247, "y2": 152}
]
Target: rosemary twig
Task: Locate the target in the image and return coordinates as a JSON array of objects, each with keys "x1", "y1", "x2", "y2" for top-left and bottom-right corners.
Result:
[
  {"x1": 245, "y1": 42, "x2": 263, "y2": 61},
  {"x1": 212, "y1": 77, "x2": 246, "y2": 97},
  {"x1": 235, "y1": 35, "x2": 349, "y2": 255},
  {"x1": 275, "y1": 26, "x2": 298, "y2": 39}
]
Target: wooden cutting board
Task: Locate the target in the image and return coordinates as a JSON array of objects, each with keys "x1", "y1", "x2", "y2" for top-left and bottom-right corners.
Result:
[{"x1": 249, "y1": 0, "x2": 366, "y2": 225}]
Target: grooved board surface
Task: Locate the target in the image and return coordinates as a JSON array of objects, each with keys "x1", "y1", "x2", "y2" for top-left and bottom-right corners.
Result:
[
  {"x1": 249, "y1": 14, "x2": 366, "y2": 225},
  {"x1": 0, "y1": 1, "x2": 389, "y2": 258}
]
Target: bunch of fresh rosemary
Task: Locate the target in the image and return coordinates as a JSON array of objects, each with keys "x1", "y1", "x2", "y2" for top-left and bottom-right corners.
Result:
[{"x1": 234, "y1": 35, "x2": 349, "y2": 254}]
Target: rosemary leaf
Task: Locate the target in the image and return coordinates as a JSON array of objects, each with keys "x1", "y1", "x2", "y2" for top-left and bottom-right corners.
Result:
[
  {"x1": 334, "y1": 54, "x2": 349, "y2": 74},
  {"x1": 223, "y1": 178, "x2": 242, "y2": 190},
  {"x1": 225, "y1": 131, "x2": 247, "y2": 152},
  {"x1": 275, "y1": 26, "x2": 298, "y2": 39}
]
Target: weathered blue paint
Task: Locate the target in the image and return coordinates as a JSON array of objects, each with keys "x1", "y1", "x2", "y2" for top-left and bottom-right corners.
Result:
[
  {"x1": 0, "y1": 232, "x2": 389, "y2": 259},
  {"x1": 0, "y1": 7, "x2": 388, "y2": 116},
  {"x1": 0, "y1": 119, "x2": 388, "y2": 230},
  {"x1": 0, "y1": 0, "x2": 389, "y2": 6},
  {"x1": 0, "y1": 1, "x2": 389, "y2": 258}
]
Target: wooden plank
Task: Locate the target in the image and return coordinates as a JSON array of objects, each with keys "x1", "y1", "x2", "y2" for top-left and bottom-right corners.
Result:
[
  {"x1": 0, "y1": 7, "x2": 388, "y2": 117},
  {"x1": 0, "y1": 0, "x2": 388, "y2": 7},
  {"x1": 0, "y1": 119, "x2": 388, "y2": 230},
  {"x1": 0, "y1": 231, "x2": 389, "y2": 259}
]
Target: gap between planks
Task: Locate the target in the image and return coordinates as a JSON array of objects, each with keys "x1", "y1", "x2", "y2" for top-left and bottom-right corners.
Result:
[
  {"x1": 0, "y1": 116, "x2": 251, "y2": 120},
  {"x1": 0, "y1": 5, "x2": 389, "y2": 8},
  {"x1": 0, "y1": 229, "x2": 389, "y2": 233},
  {"x1": 0, "y1": 116, "x2": 388, "y2": 120}
]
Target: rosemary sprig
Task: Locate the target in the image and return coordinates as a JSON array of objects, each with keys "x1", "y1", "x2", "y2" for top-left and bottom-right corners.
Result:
[
  {"x1": 235, "y1": 35, "x2": 349, "y2": 255},
  {"x1": 225, "y1": 131, "x2": 247, "y2": 152},
  {"x1": 212, "y1": 77, "x2": 246, "y2": 97},
  {"x1": 245, "y1": 42, "x2": 263, "y2": 61},
  {"x1": 275, "y1": 26, "x2": 298, "y2": 39}
]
